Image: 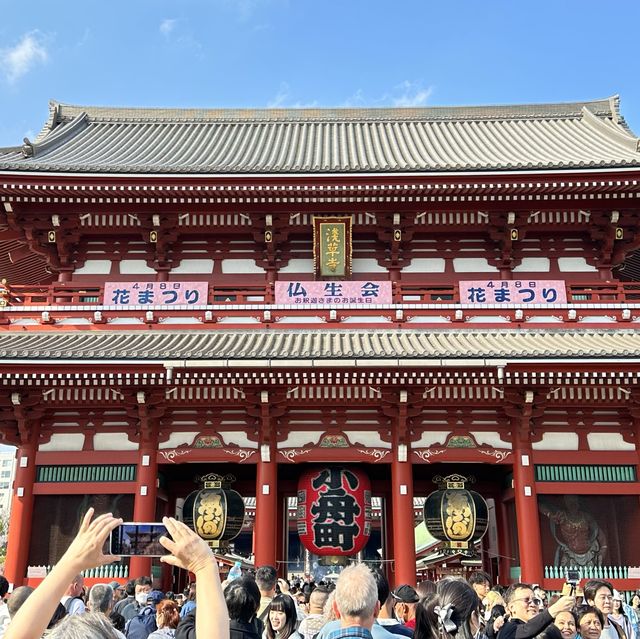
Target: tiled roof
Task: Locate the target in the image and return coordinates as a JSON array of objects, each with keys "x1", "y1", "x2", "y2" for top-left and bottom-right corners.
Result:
[
  {"x1": 0, "y1": 329, "x2": 638, "y2": 361},
  {"x1": 0, "y1": 97, "x2": 638, "y2": 174}
]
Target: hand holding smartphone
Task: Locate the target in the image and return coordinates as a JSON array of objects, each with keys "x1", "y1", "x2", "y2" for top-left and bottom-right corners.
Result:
[{"x1": 109, "y1": 522, "x2": 169, "y2": 557}]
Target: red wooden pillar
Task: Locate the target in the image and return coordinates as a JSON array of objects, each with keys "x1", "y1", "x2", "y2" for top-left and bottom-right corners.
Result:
[
  {"x1": 129, "y1": 445, "x2": 158, "y2": 579},
  {"x1": 254, "y1": 442, "x2": 277, "y2": 569},
  {"x1": 391, "y1": 443, "x2": 416, "y2": 587},
  {"x1": 512, "y1": 430, "x2": 543, "y2": 584},
  {"x1": 4, "y1": 443, "x2": 37, "y2": 587}
]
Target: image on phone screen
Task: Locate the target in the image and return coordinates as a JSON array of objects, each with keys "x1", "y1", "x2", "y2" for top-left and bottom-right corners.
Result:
[{"x1": 109, "y1": 523, "x2": 168, "y2": 556}]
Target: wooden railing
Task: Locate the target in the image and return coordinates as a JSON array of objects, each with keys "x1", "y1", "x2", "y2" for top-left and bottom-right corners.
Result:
[{"x1": 3, "y1": 281, "x2": 640, "y2": 306}]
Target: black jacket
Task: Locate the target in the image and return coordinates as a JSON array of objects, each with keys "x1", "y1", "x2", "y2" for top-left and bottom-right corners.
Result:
[
  {"x1": 497, "y1": 610, "x2": 553, "y2": 639},
  {"x1": 175, "y1": 613, "x2": 262, "y2": 639}
]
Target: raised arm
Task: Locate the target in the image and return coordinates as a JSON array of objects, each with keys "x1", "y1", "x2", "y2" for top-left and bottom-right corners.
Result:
[
  {"x1": 4, "y1": 508, "x2": 122, "y2": 639},
  {"x1": 160, "y1": 516, "x2": 230, "y2": 639}
]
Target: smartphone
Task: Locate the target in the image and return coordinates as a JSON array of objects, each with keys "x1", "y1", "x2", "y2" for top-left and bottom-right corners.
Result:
[{"x1": 109, "y1": 522, "x2": 169, "y2": 556}]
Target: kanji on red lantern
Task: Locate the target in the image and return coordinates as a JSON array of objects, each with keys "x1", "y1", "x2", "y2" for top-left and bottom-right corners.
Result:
[{"x1": 297, "y1": 467, "x2": 372, "y2": 557}]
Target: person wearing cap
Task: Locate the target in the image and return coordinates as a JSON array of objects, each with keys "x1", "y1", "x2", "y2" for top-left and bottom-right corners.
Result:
[
  {"x1": 610, "y1": 591, "x2": 636, "y2": 639},
  {"x1": 110, "y1": 581, "x2": 126, "y2": 605},
  {"x1": 125, "y1": 589, "x2": 163, "y2": 639},
  {"x1": 391, "y1": 585, "x2": 419, "y2": 631}
]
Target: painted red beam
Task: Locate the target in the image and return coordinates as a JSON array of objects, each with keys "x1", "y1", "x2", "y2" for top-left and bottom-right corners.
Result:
[
  {"x1": 535, "y1": 482, "x2": 640, "y2": 495},
  {"x1": 33, "y1": 482, "x2": 137, "y2": 495}
]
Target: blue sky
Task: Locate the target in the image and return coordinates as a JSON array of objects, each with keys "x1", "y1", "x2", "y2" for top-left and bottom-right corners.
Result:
[{"x1": 1, "y1": 0, "x2": 640, "y2": 147}]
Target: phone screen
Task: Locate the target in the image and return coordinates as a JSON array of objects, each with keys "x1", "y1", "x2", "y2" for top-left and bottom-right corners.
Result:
[{"x1": 109, "y1": 523, "x2": 168, "y2": 556}]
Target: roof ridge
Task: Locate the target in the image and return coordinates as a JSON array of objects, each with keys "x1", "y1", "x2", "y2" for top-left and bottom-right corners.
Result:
[{"x1": 50, "y1": 96, "x2": 619, "y2": 124}]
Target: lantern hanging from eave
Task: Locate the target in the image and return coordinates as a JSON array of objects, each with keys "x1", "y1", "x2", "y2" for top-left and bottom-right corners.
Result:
[
  {"x1": 183, "y1": 473, "x2": 245, "y2": 549},
  {"x1": 297, "y1": 467, "x2": 371, "y2": 564},
  {"x1": 423, "y1": 474, "x2": 488, "y2": 557}
]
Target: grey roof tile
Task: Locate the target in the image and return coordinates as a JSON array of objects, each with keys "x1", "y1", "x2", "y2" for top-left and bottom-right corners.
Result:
[
  {"x1": 0, "y1": 97, "x2": 639, "y2": 174},
  {"x1": 0, "y1": 329, "x2": 638, "y2": 361}
]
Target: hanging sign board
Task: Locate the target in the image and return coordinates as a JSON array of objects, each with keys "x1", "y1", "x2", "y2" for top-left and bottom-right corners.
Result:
[
  {"x1": 313, "y1": 216, "x2": 352, "y2": 278},
  {"x1": 275, "y1": 281, "x2": 392, "y2": 304},
  {"x1": 103, "y1": 281, "x2": 208, "y2": 306},
  {"x1": 459, "y1": 279, "x2": 567, "y2": 305}
]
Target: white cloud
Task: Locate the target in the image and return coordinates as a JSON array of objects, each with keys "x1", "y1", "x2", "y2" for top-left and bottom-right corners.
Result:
[
  {"x1": 160, "y1": 19, "x2": 177, "y2": 37},
  {"x1": 0, "y1": 31, "x2": 48, "y2": 83},
  {"x1": 342, "y1": 81, "x2": 435, "y2": 108},
  {"x1": 392, "y1": 80, "x2": 434, "y2": 107},
  {"x1": 266, "y1": 82, "x2": 318, "y2": 109}
]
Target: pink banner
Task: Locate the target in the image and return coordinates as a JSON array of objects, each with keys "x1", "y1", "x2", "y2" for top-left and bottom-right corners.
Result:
[
  {"x1": 103, "y1": 281, "x2": 208, "y2": 306},
  {"x1": 275, "y1": 281, "x2": 392, "y2": 304},
  {"x1": 459, "y1": 280, "x2": 567, "y2": 305}
]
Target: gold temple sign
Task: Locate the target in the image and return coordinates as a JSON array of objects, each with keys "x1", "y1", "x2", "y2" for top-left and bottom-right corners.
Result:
[{"x1": 313, "y1": 216, "x2": 352, "y2": 278}]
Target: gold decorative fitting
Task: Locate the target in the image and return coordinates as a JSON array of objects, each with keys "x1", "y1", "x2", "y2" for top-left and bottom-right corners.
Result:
[
  {"x1": 615, "y1": 227, "x2": 624, "y2": 240},
  {"x1": 149, "y1": 230, "x2": 158, "y2": 243},
  {"x1": 393, "y1": 229, "x2": 402, "y2": 242},
  {"x1": 264, "y1": 230, "x2": 273, "y2": 243},
  {"x1": 47, "y1": 231, "x2": 56, "y2": 243},
  {"x1": 510, "y1": 228, "x2": 519, "y2": 241}
]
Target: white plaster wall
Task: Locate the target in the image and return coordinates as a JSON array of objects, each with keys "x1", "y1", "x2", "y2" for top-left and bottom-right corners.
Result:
[
  {"x1": 532, "y1": 432, "x2": 579, "y2": 450},
  {"x1": 222, "y1": 431, "x2": 258, "y2": 448},
  {"x1": 74, "y1": 260, "x2": 112, "y2": 275},
  {"x1": 557, "y1": 257, "x2": 598, "y2": 272},
  {"x1": 351, "y1": 259, "x2": 387, "y2": 273},
  {"x1": 119, "y1": 260, "x2": 156, "y2": 274},
  {"x1": 221, "y1": 259, "x2": 265, "y2": 274},
  {"x1": 402, "y1": 258, "x2": 446, "y2": 273},
  {"x1": 170, "y1": 259, "x2": 214, "y2": 274},
  {"x1": 278, "y1": 431, "x2": 324, "y2": 448},
  {"x1": 279, "y1": 259, "x2": 314, "y2": 274},
  {"x1": 469, "y1": 431, "x2": 511, "y2": 449},
  {"x1": 587, "y1": 433, "x2": 635, "y2": 451},
  {"x1": 513, "y1": 257, "x2": 551, "y2": 272},
  {"x1": 39, "y1": 433, "x2": 85, "y2": 452},
  {"x1": 159, "y1": 432, "x2": 200, "y2": 449},
  {"x1": 343, "y1": 431, "x2": 390, "y2": 448},
  {"x1": 93, "y1": 433, "x2": 139, "y2": 451},
  {"x1": 453, "y1": 258, "x2": 499, "y2": 273},
  {"x1": 413, "y1": 431, "x2": 450, "y2": 447}
]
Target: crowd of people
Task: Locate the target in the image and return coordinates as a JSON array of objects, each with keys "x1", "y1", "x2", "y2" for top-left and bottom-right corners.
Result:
[{"x1": 0, "y1": 510, "x2": 639, "y2": 639}]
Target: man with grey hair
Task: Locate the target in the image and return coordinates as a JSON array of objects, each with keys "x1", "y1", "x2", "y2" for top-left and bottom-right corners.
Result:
[{"x1": 87, "y1": 583, "x2": 126, "y2": 638}]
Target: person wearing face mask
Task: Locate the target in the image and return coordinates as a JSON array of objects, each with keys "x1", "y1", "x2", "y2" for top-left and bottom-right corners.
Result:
[
  {"x1": 121, "y1": 577, "x2": 154, "y2": 623},
  {"x1": 497, "y1": 583, "x2": 574, "y2": 639},
  {"x1": 392, "y1": 585, "x2": 420, "y2": 631}
]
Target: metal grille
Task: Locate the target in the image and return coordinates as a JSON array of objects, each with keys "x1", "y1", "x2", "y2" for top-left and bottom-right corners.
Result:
[
  {"x1": 36, "y1": 464, "x2": 136, "y2": 483},
  {"x1": 535, "y1": 465, "x2": 636, "y2": 482}
]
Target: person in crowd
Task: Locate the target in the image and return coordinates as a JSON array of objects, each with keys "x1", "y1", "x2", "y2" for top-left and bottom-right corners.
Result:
[
  {"x1": 42, "y1": 603, "x2": 68, "y2": 636},
  {"x1": 265, "y1": 594, "x2": 302, "y2": 639},
  {"x1": 534, "y1": 588, "x2": 549, "y2": 611},
  {"x1": 122, "y1": 577, "x2": 154, "y2": 623},
  {"x1": 330, "y1": 564, "x2": 381, "y2": 638},
  {"x1": 3, "y1": 509, "x2": 229, "y2": 639},
  {"x1": 125, "y1": 589, "x2": 163, "y2": 639},
  {"x1": 87, "y1": 583, "x2": 126, "y2": 638},
  {"x1": 111, "y1": 611, "x2": 127, "y2": 634},
  {"x1": 323, "y1": 590, "x2": 339, "y2": 624},
  {"x1": 413, "y1": 577, "x2": 481, "y2": 639},
  {"x1": 299, "y1": 586, "x2": 330, "y2": 639},
  {"x1": 578, "y1": 607, "x2": 605, "y2": 639},
  {"x1": 115, "y1": 581, "x2": 137, "y2": 616},
  {"x1": 497, "y1": 582, "x2": 574, "y2": 639},
  {"x1": 61, "y1": 573, "x2": 86, "y2": 615},
  {"x1": 180, "y1": 585, "x2": 196, "y2": 619},
  {"x1": 148, "y1": 599, "x2": 181, "y2": 639},
  {"x1": 224, "y1": 576, "x2": 262, "y2": 639},
  {"x1": 469, "y1": 573, "x2": 492, "y2": 602},
  {"x1": 110, "y1": 582, "x2": 126, "y2": 605},
  {"x1": 631, "y1": 597, "x2": 640, "y2": 614},
  {"x1": 610, "y1": 593, "x2": 635, "y2": 639},
  {"x1": 484, "y1": 590, "x2": 507, "y2": 639},
  {"x1": 415, "y1": 582, "x2": 436, "y2": 601},
  {"x1": 584, "y1": 581, "x2": 626, "y2": 639},
  {"x1": 256, "y1": 566, "x2": 278, "y2": 621},
  {"x1": 553, "y1": 611, "x2": 578, "y2": 639},
  {"x1": 373, "y1": 571, "x2": 413, "y2": 637},
  {"x1": 392, "y1": 585, "x2": 420, "y2": 631},
  {"x1": 0, "y1": 577, "x2": 10, "y2": 635}
]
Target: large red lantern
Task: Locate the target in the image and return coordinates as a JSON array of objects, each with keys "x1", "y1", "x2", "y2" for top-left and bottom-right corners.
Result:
[{"x1": 297, "y1": 467, "x2": 371, "y2": 563}]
